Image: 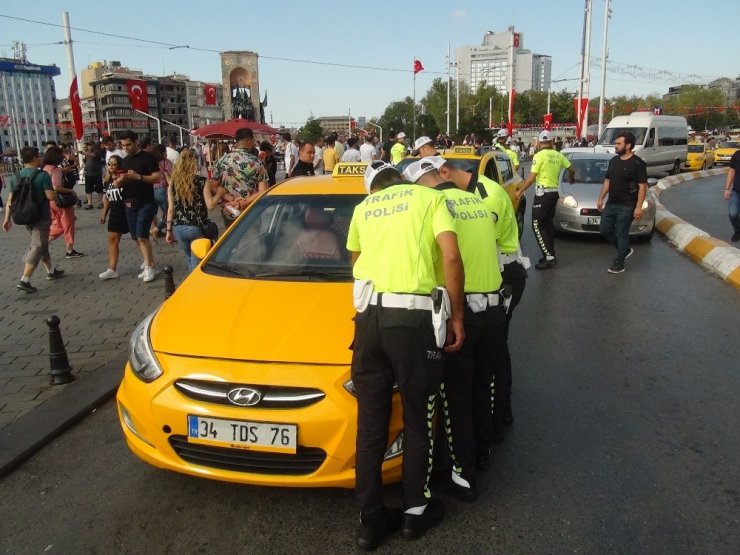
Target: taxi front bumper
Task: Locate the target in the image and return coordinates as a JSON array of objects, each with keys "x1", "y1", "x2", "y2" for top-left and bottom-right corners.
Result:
[{"x1": 116, "y1": 355, "x2": 403, "y2": 488}]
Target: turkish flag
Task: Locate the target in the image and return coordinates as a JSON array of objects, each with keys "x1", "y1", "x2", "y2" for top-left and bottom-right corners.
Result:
[
  {"x1": 204, "y1": 84, "x2": 217, "y2": 106},
  {"x1": 70, "y1": 77, "x2": 83, "y2": 141},
  {"x1": 573, "y1": 97, "x2": 589, "y2": 137},
  {"x1": 413, "y1": 59, "x2": 424, "y2": 74},
  {"x1": 126, "y1": 79, "x2": 148, "y2": 112},
  {"x1": 507, "y1": 89, "x2": 516, "y2": 136},
  {"x1": 513, "y1": 33, "x2": 520, "y2": 48},
  {"x1": 543, "y1": 113, "x2": 553, "y2": 131}
]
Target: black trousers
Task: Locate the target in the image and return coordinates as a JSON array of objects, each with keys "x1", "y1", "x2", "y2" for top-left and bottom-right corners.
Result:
[
  {"x1": 352, "y1": 305, "x2": 443, "y2": 518},
  {"x1": 439, "y1": 304, "x2": 505, "y2": 485},
  {"x1": 499, "y1": 261, "x2": 527, "y2": 422},
  {"x1": 531, "y1": 191, "x2": 559, "y2": 258}
]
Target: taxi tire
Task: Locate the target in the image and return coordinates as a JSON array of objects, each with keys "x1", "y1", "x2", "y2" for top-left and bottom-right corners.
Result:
[
  {"x1": 516, "y1": 198, "x2": 526, "y2": 239},
  {"x1": 669, "y1": 160, "x2": 681, "y2": 175}
]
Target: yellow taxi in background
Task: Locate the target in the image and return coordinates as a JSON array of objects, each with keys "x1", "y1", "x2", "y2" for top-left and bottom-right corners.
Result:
[
  {"x1": 397, "y1": 146, "x2": 526, "y2": 236},
  {"x1": 713, "y1": 140, "x2": 740, "y2": 165},
  {"x1": 116, "y1": 163, "x2": 404, "y2": 488},
  {"x1": 683, "y1": 142, "x2": 715, "y2": 171}
]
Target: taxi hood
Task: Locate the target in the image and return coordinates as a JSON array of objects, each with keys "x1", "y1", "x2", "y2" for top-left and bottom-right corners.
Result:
[{"x1": 150, "y1": 271, "x2": 355, "y2": 365}]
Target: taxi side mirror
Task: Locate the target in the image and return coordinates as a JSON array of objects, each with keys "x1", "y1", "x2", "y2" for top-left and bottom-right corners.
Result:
[
  {"x1": 191, "y1": 238, "x2": 213, "y2": 260},
  {"x1": 647, "y1": 178, "x2": 658, "y2": 187}
]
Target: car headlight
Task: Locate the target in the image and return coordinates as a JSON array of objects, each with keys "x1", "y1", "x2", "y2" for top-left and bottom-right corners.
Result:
[
  {"x1": 641, "y1": 200, "x2": 649, "y2": 209},
  {"x1": 562, "y1": 195, "x2": 578, "y2": 208},
  {"x1": 129, "y1": 311, "x2": 163, "y2": 383}
]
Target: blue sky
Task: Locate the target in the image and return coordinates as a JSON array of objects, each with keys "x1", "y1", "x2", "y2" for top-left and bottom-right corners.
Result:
[{"x1": 1, "y1": 1, "x2": 738, "y2": 128}]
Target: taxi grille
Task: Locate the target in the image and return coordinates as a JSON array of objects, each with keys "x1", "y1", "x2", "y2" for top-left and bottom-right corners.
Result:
[
  {"x1": 174, "y1": 379, "x2": 325, "y2": 409},
  {"x1": 169, "y1": 436, "x2": 327, "y2": 475}
]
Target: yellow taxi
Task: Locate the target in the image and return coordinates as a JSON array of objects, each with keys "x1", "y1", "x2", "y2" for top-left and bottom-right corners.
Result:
[
  {"x1": 397, "y1": 146, "x2": 525, "y2": 236},
  {"x1": 116, "y1": 163, "x2": 404, "y2": 488},
  {"x1": 713, "y1": 140, "x2": 740, "y2": 165},
  {"x1": 683, "y1": 142, "x2": 715, "y2": 171}
]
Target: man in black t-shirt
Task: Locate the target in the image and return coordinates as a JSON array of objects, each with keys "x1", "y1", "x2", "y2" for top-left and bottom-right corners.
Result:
[
  {"x1": 596, "y1": 131, "x2": 648, "y2": 274},
  {"x1": 291, "y1": 142, "x2": 316, "y2": 176},
  {"x1": 114, "y1": 130, "x2": 161, "y2": 282},
  {"x1": 724, "y1": 150, "x2": 740, "y2": 242}
]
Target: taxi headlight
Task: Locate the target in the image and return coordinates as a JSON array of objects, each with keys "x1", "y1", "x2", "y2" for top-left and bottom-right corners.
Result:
[
  {"x1": 562, "y1": 195, "x2": 578, "y2": 208},
  {"x1": 641, "y1": 200, "x2": 649, "y2": 210},
  {"x1": 129, "y1": 311, "x2": 163, "y2": 383}
]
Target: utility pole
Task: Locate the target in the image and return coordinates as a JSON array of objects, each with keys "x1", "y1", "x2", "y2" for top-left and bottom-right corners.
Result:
[
  {"x1": 598, "y1": 0, "x2": 612, "y2": 139},
  {"x1": 62, "y1": 12, "x2": 83, "y2": 164},
  {"x1": 446, "y1": 42, "x2": 451, "y2": 136},
  {"x1": 582, "y1": 0, "x2": 594, "y2": 139}
]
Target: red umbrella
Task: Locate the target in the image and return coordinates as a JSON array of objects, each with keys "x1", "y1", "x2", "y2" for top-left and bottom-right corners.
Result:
[{"x1": 191, "y1": 118, "x2": 279, "y2": 139}]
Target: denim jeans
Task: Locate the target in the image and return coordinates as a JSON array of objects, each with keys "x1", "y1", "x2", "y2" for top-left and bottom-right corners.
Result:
[
  {"x1": 600, "y1": 203, "x2": 634, "y2": 265},
  {"x1": 729, "y1": 189, "x2": 740, "y2": 232},
  {"x1": 173, "y1": 224, "x2": 204, "y2": 273},
  {"x1": 153, "y1": 187, "x2": 169, "y2": 232}
]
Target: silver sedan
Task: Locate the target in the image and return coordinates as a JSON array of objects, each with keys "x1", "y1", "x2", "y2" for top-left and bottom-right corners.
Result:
[{"x1": 554, "y1": 152, "x2": 656, "y2": 240}]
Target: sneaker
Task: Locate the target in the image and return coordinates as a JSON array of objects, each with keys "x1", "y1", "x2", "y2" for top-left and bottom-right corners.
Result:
[
  {"x1": 83, "y1": 204, "x2": 93, "y2": 210},
  {"x1": 142, "y1": 266, "x2": 159, "y2": 283},
  {"x1": 607, "y1": 263, "x2": 625, "y2": 274},
  {"x1": 137, "y1": 263, "x2": 152, "y2": 279},
  {"x1": 65, "y1": 250, "x2": 84, "y2": 258},
  {"x1": 356, "y1": 508, "x2": 402, "y2": 551},
  {"x1": 401, "y1": 499, "x2": 445, "y2": 540},
  {"x1": 535, "y1": 258, "x2": 557, "y2": 269},
  {"x1": 17, "y1": 280, "x2": 38, "y2": 293},
  {"x1": 625, "y1": 248, "x2": 634, "y2": 260},
  {"x1": 46, "y1": 268, "x2": 65, "y2": 280},
  {"x1": 732, "y1": 231, "x2": 740, "y2": 243},
  {"x1": 99, "y1": 269, "x2": 119, "y2": 280}
]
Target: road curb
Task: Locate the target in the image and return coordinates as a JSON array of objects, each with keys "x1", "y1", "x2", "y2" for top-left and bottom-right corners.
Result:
[
  {"x1": 651, "y1": 168, "x2": 740, "y2": 290},
  {"x1": 0, "y1": 352, "x2": 126, "y2": 478}
]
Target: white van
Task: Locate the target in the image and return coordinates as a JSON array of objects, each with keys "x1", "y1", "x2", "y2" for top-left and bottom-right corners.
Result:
[{"x1": 594, "y1": 113, "x2": 688, "y2": 175}]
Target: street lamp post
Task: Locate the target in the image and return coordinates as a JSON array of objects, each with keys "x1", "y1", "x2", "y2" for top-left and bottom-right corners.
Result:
[{"x1": 366, "y1": 121, "x2": 383, "y2": 143}]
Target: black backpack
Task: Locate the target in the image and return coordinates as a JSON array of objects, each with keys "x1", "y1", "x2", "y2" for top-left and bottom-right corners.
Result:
[{"x1": 11, "y1": 169, "x2": 43, "y2": 225}]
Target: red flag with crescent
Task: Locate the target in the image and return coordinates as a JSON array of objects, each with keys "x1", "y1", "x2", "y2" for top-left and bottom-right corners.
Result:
[
  {"x1": 543, "y1": 113, "x2": 553, "y2": 131},
  {"x1": 513, "y1": 33, "x2": 520, "y2": 48},
  {"x1": 204, "y1": 84, "x2": 217, "y2": 106},
  {"x1": 126, "y1": 79, "x2": 148, "y2": 112},
  {"x1": 413, "y1": 59, "x2": 424, "y2": 74},
  {"x1": 70, "y1": 77, "x2": 83, "y2": 141}
]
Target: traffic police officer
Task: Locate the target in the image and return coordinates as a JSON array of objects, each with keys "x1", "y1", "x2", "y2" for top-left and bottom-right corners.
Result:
[
  {"x1": 347, "y1": 161, "x2": 465, "y2": 550},
  {"x1": 494, "y1": 129, "x2": 520, "y2": 173},
  {"x1": 437, "y1": 161, "x2": 530, "y2": 448},
  {"x1": 516, "y1": 130, "x2": 576, "y2": 269},
  {"x1": 403, "y1": 156, "x2": 506, "y2": 498}
]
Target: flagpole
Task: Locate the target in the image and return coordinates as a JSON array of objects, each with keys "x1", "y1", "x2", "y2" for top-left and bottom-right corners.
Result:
[
  {"x1": 62, "y1": 11, "x2": 83, "y2": 162},
  {"x1": 413, "y1": 58, "x2": 417, "y2": 142},
  {"x1": 446, "y1": 43, "x2": 451, "y2": 136}
]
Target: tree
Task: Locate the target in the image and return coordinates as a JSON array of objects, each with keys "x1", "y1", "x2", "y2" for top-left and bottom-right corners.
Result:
[
  {"x1": 296, "y1": 117, "x2": 325, "y2": 142},
  {"x1": 378, "y1": 97, "x2": 415, "y2": 137}
]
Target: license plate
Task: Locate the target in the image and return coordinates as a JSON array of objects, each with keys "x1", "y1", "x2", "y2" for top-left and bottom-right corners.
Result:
[
  {"x1": 586, "y1": 216, "x2": 600, "y2": 225},
  {"x1": 188, "y1": 415, "x2": 297, "y2": 454}
]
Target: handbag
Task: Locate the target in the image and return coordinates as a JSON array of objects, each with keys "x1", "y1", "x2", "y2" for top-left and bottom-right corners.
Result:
[
  {"x1": 56, "y1": 192, "x2": 77, "y2": 208},
  {"x1": 201, "y1": 218, "x2": 219, "y2": 241}
]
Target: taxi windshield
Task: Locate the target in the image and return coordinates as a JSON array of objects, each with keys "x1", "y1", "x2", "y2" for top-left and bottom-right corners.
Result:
[
  {"x1": 395, "y1": 157, "x2": 478, "y2": 175},
  {"x1": 204, "y1": 194, "x2": 362, "y2": 281},
  {"x1": 688, "y1": 144, "x2": 704, "y2": 153},
  {"x1": 597, "y1": 127, "x2": 648, "y2": 146},
  {"x1": 719, "y1": 141, "x2": 740, "y2": 148}
]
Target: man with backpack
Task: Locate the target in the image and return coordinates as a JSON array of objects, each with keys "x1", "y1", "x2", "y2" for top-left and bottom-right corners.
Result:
[{"x1": 2, "y1": 146, "x2": 65, "y2": 293}]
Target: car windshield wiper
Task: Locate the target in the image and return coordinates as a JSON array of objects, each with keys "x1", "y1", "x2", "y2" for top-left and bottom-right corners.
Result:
[
  {"x1": 203, "y1": 261, "x2": 254, "y2": 278},
  {"x1": 253, "y1": 268, "x2": 352, "y2": 281}
]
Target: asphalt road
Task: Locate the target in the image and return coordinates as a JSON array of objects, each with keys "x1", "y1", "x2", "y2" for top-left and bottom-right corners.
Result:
[
  {"x1": 1, "y1": 176, "x2": 739, "y2": 554},
  {"x1": 659, "y1": 173, "x2": 735, "y2": 242}
]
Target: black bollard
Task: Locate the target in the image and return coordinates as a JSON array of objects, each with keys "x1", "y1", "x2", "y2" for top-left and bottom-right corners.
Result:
[
  {"x1": 46, "y1": 315, "x2": 74, "y2": 385},
  {"x1": 163, "y1": 266, "x2": 175, "y2": 299}
]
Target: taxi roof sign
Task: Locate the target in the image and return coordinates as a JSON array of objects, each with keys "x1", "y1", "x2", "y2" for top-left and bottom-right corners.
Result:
[
  {"x1": 333, "y1": 162, "x2": 368, "y2": 177},
  {"x1": 450, "y1": 146, "x2": 475, "y2": 154}
]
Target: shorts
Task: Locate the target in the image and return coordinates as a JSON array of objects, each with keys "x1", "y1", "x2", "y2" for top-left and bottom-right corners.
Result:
[
  {"x1": 85, "y1": 175, "x2": 104, "y2": 194},
  {"x1": 108, "y1": 205, "x2": 129, "y2": 234},
  {"x1": 125, "y1": 201, "x2": 156, "y2": 241}
]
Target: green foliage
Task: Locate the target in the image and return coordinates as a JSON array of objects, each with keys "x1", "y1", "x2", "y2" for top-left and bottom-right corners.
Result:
[{"x1": 296, "y1": 117, "x2": 325, "y2": 142}]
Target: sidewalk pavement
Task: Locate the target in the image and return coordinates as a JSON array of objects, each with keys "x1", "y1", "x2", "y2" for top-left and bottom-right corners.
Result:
[
  {"x1": 0, "y1": 198, "x2": 191, "y2": 475},
  {"x1": 651, "y1": 167, "x2": 740, "y2": 290}
]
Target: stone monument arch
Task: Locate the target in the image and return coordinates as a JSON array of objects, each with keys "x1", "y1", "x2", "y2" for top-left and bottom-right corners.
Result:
[{"x1": 220, "y1": 51, "x2": 260, "y2": 121}]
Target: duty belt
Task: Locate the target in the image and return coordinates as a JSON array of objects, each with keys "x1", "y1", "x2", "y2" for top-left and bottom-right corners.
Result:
[
  {"x1": 535, "y1": 185, "x2": 559, "y2": 194},
  {"x1": 499, "y1": 252, "x2": 519, "y2": 264},
  {"x1": 465, "y1": 292, "x2": 501, "y2": 312},
  {"x1": 369, "y1": 292, "x2": 433, "y2": 311}
]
